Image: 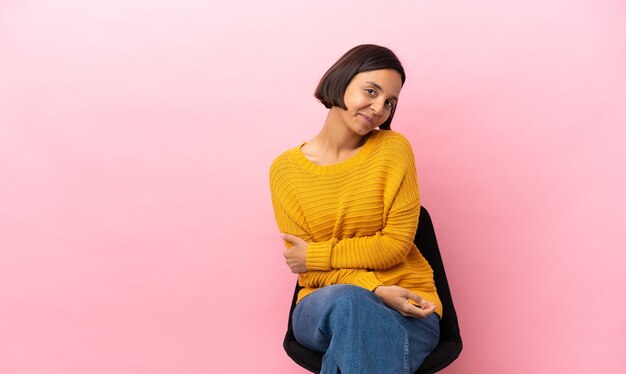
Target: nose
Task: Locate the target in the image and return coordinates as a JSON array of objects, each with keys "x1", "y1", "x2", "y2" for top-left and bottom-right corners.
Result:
[{"x1": 370, "y1": 100, "x2": 384, "y2": 116}]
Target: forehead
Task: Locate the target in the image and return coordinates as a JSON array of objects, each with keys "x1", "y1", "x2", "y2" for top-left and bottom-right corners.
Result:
[{"x1": 350, "y1": 69, "x2": 403, "y2": 96}]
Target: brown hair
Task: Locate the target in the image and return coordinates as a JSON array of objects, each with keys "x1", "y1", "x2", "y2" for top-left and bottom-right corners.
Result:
[{"x1": 314, "y1": 44, "x2": 406, "y2": 130}]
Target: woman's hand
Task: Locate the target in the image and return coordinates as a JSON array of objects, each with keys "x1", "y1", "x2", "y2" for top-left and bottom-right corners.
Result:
[
  {"x1": 374, "y1": 285, "x2": 436, "y2": 318},
  {"x1": 281, "y1": 233, "x2": 309, "y2": 273}
]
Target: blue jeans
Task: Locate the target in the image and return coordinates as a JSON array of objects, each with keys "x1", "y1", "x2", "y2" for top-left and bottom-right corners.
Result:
[{"x1": 292, "y1": 285, "x2": 440, "y2": 374}]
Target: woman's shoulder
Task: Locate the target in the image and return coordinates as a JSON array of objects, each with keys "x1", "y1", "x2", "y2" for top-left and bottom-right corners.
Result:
[
  {"x1": 371, "y1": 130, "x2": 414, "y2": 156},
  {"x1": 373, "y1": 129, "x2": 410, "y2": 143},
  {"x1": 269, "y1": 144, "x2": 302, "y2": 178}
]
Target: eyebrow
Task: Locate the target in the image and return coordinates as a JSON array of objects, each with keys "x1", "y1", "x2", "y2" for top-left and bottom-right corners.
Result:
[{"x1": 366, "y1": 81, "x2": 398, "y2": 101}]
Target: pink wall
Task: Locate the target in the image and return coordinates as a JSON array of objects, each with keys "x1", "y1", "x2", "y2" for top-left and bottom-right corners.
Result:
[{"x1": 1, "y1": 1, "x2": 625, "y2": 373}]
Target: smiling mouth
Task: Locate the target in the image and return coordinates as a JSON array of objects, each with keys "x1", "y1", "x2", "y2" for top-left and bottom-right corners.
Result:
[{"x1": 358, "y1": 113, "x2": 375, "y2": 126}]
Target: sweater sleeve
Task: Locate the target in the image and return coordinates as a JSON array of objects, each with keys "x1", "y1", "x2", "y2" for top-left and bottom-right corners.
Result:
[
  {"x1": 298, "y1": 269, "x2": 383, "y2": 291},
  {"x1": 305, "y1": 142, "x2": 420, "y2": 271},
  {"x1": 270, "y1": 160, "x2": 313, "y2": 244}
]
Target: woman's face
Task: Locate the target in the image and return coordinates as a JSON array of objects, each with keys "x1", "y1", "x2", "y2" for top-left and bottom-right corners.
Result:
[{"x1": 338, "y1": 68, "x2": 403, "y2": 136}]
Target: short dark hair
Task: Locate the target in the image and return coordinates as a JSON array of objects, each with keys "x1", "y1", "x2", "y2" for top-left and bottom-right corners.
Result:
[{"x1": 314, "y1": 44, "x2": 406, "y2": 130}]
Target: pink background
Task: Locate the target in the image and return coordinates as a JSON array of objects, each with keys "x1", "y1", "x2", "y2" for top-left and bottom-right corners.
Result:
[{"x1": 1, "y1": 0, "x2": 625, "y2": 373}]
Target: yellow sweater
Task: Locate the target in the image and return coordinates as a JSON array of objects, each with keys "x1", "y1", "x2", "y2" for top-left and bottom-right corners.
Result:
[{"x1": 270, "y1": 130, "x2": 442, "y2": 318}]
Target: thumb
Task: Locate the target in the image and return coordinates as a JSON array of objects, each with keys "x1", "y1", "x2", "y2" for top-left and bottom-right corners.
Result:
[{"x1": 280, "y1": 233, "x2": 296, "y2": 243}]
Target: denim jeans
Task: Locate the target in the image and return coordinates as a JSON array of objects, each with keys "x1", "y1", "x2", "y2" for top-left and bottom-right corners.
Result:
[{"x1": 292, "y1": 284, "x2": 440, "y2": 374}]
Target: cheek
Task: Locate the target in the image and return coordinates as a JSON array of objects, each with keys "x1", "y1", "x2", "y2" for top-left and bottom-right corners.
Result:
[
  {"x1": 344, "y1": 91, "x2": 366, "y2": 110},
  {"x1": 379, "y1": 112, "x2": 391, "y2": 124}
]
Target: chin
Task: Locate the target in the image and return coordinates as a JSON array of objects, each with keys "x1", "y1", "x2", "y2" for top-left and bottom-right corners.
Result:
[
  {"x1": 351, "y1": 123, "x2": 373, "y2": 136},
  {"x1": 353, "y1": 127, "x2": 371, "y2": 136}
]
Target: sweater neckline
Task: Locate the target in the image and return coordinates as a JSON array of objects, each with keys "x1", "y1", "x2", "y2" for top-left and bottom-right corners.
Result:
[{"x1": 291, "y1": 130, "x2": 380, "y2": 175}]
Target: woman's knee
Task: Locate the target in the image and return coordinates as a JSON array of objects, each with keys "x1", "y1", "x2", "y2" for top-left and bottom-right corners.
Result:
[
  {"x1": 298, "y1": 285, "x2": 375, "y2": 316},
  {"x1": 319, "y1": 284, "x2": 366, "y2": 297},
  {"x1": 323, "y1": 286, "x2": 392, "y2": 319}
]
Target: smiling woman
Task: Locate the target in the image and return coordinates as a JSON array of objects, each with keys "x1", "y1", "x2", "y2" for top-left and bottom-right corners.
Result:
[
  {"x1": 334, "y1": 69, "x2": 402, "y2": 137},
  {"x1": 269, "y1": 44, "x2": 441, "y2": 373}
]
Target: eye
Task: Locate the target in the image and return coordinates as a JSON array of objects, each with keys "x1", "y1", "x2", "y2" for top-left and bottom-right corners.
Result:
[
  {"x1": 385, "y1": 100, "x2": 395, "y2": 109},
  {"x1": 365, "y1": 88, "x2": 376, "y2": 96}
]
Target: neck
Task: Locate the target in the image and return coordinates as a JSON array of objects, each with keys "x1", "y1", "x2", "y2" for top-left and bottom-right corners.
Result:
[{"x1": 311, "y1": 109, "x2": 368, "y2": 154}]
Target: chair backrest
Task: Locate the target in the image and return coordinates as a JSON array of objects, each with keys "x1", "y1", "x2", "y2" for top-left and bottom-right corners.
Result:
[
  {"x1": 414, "y1": 206, "x2": 461, "y2": 343},
  {"x1": 411, "y1": 207, "x2": 462, "y2": 374},
  {"x1": 283, "y1": 206, "x2": 462, "y2": 374}
]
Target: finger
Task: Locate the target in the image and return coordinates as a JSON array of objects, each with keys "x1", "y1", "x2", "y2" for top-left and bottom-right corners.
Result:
[
  {"x1": 404, "y1": 298, "x2": 436, "y2": 318},
  {"x1": 284, "y1": 250, "x2": 298, "y2": 260},
  {"x1": 410, "y1": 298, "x2": 433, "y2": 308},
  {"x1": 280, "y1": 233, "x2": 296, "y2": 243},
  {"x1": 417, "y1": 303, "x2": 437, "y2": 317},
  {"x1": 285, "y1": 260, "x2": 296, "y2": 272},
  {"x1": 405, "y1": 291, "x2": 426, "y2": 306},
  {"x1": 399, "y1": 301, "x2": 425, "y2": 318},
  {"x1": 407, "y1": 304, "x2": 434, "y2": 318},
  {"x1": 413, "y1": 309, "x2": 432, "y2": 319},
  {"x1": 423, "y1": 306, "x2": 436, "y2": 317}
]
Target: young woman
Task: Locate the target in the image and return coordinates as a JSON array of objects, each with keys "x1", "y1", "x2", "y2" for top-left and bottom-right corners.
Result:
[{"x1": 270, "y1": 44, "x2": 442, "y2": 374}]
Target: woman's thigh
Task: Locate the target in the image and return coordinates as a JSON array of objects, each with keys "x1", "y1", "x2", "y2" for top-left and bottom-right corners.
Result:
[
  {"x1": 292, "y1": 284, "x2": 440, "y2": 371},
  {"x1": 292, "y1": 284, "x2": 385, "y2": 351}
]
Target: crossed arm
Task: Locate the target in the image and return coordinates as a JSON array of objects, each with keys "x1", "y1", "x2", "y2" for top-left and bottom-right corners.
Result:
[
  {"x1": 270, "y1": 161, "x2": 435, "y2": 318},
  {"x1": 276, "y1": 155, "x2": 421, "y2": 273},
  {"x1": 280, "y1": 228, "x2": 435, "y2": 319}
]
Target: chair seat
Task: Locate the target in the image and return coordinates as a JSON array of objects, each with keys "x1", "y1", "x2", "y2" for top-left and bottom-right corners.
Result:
[{"x1": 417, "y1": 340, "x2": 463, "y2": 374}]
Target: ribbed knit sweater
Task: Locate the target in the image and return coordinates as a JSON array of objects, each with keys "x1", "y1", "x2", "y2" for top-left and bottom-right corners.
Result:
[{"x1": 270, "y1": 130, "x2": 442, "y2": 318}]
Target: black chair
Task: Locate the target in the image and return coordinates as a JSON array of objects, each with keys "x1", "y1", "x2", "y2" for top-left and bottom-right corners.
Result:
[{"x1": 283, "y1": 206, "x2": 462, "y2": 373}]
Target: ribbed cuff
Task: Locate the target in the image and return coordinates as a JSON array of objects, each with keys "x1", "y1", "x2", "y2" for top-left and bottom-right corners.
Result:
[
  {"x1": 306, "y1": 241, "x2": 332, "y2": 271},
  {"x1": 353, "y1": 272, "x2": 384, "y2": 291}
]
